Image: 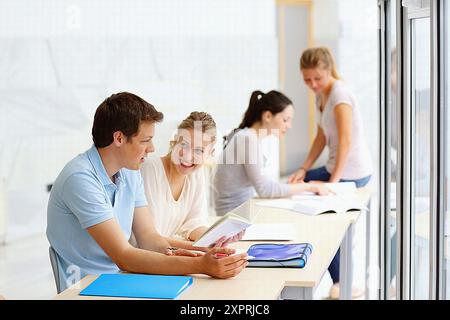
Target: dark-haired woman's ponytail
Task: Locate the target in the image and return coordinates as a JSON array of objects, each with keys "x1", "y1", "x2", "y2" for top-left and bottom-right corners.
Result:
[
  {"x1": 223, "y1": 90, "x2": 264, "y2": 149},
  {"x1": 238, "y1": 90, "x2": 264, "y2": 129},
  {"x1": 223, "y1": 89, "x2": 291, "y2": 149}
]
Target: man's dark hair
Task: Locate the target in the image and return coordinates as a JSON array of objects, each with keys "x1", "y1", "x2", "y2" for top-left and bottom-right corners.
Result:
[{"x1": 92, "y1": 92, "x2": 164, "y2": 148}]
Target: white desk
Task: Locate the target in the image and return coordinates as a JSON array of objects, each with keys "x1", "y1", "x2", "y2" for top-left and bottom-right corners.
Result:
[{"x1": 55, "y1": 189, "x2": 371, "y2": 300}]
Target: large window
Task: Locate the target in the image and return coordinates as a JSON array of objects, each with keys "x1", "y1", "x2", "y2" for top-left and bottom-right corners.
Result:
[
  {"x1": 410, "y1": 16, "x2": 431, "y2": 299},
  {"x1": 382, "y1": 0, "x2": 450, "y2": 299}
]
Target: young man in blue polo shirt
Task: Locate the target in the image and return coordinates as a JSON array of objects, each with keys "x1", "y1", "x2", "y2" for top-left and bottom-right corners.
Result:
[{"x1": 47, "y1": 92, "x2": 248, "y2": 292}]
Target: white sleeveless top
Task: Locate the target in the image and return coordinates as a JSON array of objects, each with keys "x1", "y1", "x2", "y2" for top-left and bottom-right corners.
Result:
[
  {"x1": 316, "y1": 80, "x2": 372, "y2": 180},
  {"x1": 140, "y1": 155, "x2": 209, "y2": 239}
]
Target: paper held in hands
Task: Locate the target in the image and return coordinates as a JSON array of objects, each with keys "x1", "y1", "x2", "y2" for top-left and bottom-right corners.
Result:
[{"x1": 192, "y1": 212, "x2": 251, "y2": 247}]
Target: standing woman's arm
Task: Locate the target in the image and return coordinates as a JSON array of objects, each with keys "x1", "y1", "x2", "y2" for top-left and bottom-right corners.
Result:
[
  {"x1": 329, "y1": 103, "x2": 353, "y2": 182},
  {"x1": 288, "y1": 125, "x2": 326, "y2": 183},
  {"x1": 302, "y1": 125, "x2": 327, "y2": 171}
]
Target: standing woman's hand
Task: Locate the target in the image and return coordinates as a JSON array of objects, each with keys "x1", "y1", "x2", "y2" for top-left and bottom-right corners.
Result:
[{"x1": 288, "y1": 167, "x2": 307, "y2": 184}]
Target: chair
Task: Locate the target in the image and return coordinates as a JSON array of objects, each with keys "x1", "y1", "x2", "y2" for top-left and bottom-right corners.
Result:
[{"x1": 48, "y1": 246, "x2": 61, "y2": 294}]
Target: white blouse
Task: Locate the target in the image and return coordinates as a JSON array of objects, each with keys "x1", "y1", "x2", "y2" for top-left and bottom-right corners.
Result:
[{"x1": 140, "y1": 155, "x2": 209, "y2": 240}]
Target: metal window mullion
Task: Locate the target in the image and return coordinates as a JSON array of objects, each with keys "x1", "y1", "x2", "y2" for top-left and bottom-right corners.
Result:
[
  {"x1": 379, "y1": 0, "x2": 388, "y2": 301},
  {"x1": 430, "y1": 0, "x2": 445, "y2": 300},
  {"x1": 399, "y1": 2, "x2": 412, "y2": 300},
  {"x1": 442, "y1": 0, "x2": 450, "y2": 301}
]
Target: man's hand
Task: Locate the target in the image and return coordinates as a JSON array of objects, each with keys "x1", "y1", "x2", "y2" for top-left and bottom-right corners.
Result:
[{"x1": 199, "y1": 247, "x2": 248, "y2": 279}]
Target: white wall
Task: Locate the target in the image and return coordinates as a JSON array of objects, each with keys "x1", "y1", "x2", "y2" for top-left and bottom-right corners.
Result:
[
  {"x1": 311, "y1": 0, "x2": 379, "y2": 172},
  {"x1": 0, "y1": 0, "x2": 278, "y2": 240},
  {"x1": 0, "y1": 0, "x2": 380, "y2": 242}
]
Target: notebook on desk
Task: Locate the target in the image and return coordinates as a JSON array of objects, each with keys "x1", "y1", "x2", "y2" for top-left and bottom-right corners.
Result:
[
  {"x1": 247, "y1": 243, "x2": 313, "y2": 268},
  {"x1": 79, "y1": 273, "x2": 193, "y2": 299}
]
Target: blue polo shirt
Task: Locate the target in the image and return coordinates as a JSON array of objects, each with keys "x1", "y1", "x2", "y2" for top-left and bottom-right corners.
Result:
[{"x1": 46, "y1": 146, "x2": 148, "y2": 291}]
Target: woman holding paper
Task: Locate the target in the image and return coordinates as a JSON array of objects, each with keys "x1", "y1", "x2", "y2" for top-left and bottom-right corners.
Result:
[
  {"x1": 213, "y1": 90, "x2": 332, "y2": 217},
  {"x1": 288, "y1": 47, "x2": 372, "y2": 299},
  {"x1": 140, "y1": 112, "x2": 243, "y2": 252}
]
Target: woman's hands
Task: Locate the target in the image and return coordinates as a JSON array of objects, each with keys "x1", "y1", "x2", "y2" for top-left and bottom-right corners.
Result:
[
  {"x1": 164, "y1": 247, "x2": 204, "y2": 257},
  {"x1": 288, "y1": 167, "x2": 307, "y2": 184},
  {"x1": 164, "y1": 229, "x2": 246, "y2": 256},
  {"x1": 308, "y1": 182, "x2": 335, "y2": 196},
  {"x1": 209, "y1": 230, "x2": 246, "y2": 248}
]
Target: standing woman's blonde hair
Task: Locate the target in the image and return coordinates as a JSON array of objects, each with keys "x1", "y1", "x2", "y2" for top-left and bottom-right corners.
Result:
[
  {"x1": 168, "y1": 111, "x2": 217, "y2": 153},
  {"x1": 300, "y1": 47, "x2": 340, "y2": 80}
]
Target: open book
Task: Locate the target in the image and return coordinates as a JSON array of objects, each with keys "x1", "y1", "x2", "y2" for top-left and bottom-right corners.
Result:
[
  {"x1": 193, "y1": 212, "x2": 252, "y2": 247},
  {"x1": 255, "y1": 182, "x2": 363, "y2": 216},
  {"x1": 256, "y1": 195, "x2": 364, "y2": 216}
]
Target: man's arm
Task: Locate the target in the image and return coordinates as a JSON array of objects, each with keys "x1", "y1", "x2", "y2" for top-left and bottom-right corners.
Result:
[
  {"x1": 132, "y1": 207, "x2": 207, "y2": 254},
  {"x1": 86, "y1": 217, "x2": 248, "y2": 278},
  {"x1": 131, "y1": 206, "x2": 172, "y2": 253}
]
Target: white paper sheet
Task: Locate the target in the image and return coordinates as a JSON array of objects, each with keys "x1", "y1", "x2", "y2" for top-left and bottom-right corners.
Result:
[{"x1": 242, "y1": 223, "x2": 295, "y2": 241}]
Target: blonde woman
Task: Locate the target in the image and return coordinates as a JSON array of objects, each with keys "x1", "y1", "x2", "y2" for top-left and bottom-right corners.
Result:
[
  {"x1": 140, "y1": 112, "x2": 243, "y2": 252},
  {"x1": 288, "y1": 47, "x2": 372, "y2": 299}
]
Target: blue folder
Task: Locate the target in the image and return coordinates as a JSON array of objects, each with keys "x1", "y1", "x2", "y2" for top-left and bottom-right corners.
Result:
[
  {"x1": 79, "y1": 273, "x2": 193, "y2": 299},
  {"x1": 247, "y1": 243, "x2": 313, "y2": 268}
]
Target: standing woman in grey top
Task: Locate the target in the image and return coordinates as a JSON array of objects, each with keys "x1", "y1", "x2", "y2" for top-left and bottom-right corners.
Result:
[
  {"x1": 288, "y1": 47, "x2": 372, "y2": 299},
  {"x1": 213, "y1": 90, "x2": 331, "y2": 216}
]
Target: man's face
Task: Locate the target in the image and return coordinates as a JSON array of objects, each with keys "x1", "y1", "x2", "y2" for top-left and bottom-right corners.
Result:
[{"x1": 120, "y1": 121, "x2": 155, "y2": 170}]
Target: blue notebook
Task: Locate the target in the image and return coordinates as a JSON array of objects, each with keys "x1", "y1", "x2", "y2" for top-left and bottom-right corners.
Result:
[
  {"x1": 79, "y1": 273, "x2": 193, "y2": 299},
  {"x1": 247, "y1": 243, "x2": 313, "y2": 268}
]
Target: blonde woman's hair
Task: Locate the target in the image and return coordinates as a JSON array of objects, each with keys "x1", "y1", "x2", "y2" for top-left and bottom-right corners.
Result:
[
  {"x1": 169, "y1": 111, "x2": 217, "y2": 153},
  {"x1": 300, "y1": 47, "x2": 340, "y2": 79}
]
